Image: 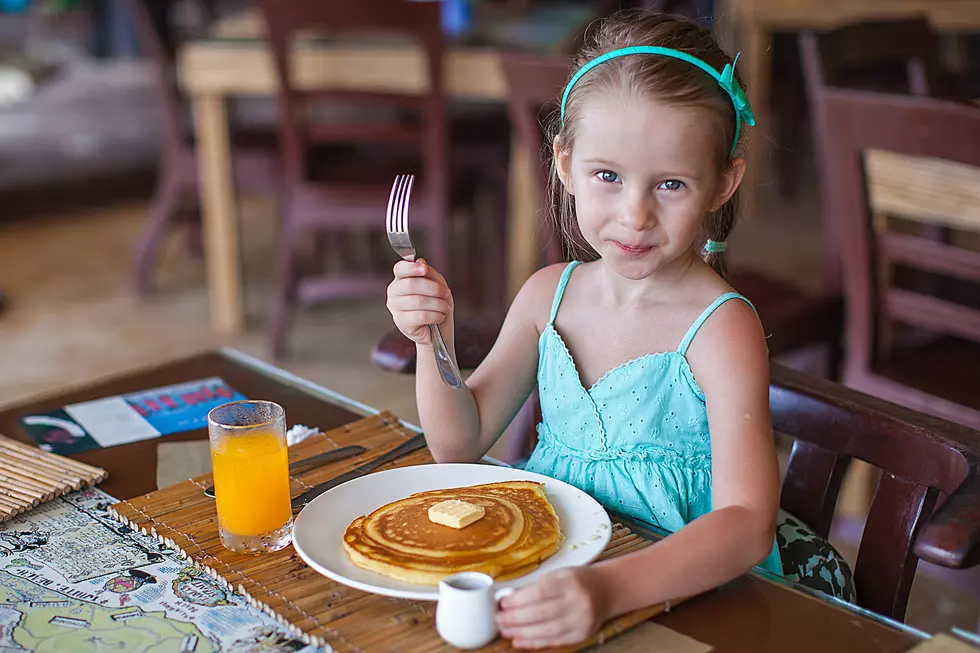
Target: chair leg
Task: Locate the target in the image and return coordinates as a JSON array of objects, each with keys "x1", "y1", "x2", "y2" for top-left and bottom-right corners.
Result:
[
  {"x1": 269, "y1": 219, "x2": 302, "y2": 359},
  {"x1": 132, "y1": 174, "x2": 183, "y2": 295}
]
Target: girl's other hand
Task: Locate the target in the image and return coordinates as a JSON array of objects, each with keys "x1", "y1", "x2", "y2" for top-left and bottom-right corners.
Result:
[
  {"x1": 386, "y1": 258, "x2": 453, "y2": 346},
  {"x1": 496, "y1": 566, "x2": 610, "y2": 648}
]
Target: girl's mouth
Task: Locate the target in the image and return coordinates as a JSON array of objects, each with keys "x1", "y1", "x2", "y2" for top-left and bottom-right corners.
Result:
[{"x1": 613, "y1": 241, "x2": 653, "y2": 256}]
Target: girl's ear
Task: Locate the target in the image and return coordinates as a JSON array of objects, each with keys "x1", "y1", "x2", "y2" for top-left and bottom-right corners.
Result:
[
  {"x1": 711, "y1": 157, "x2": 746, "y2": 212},
  {"x1": 554, "y1": 136, "x2": 574, "y2": 195}
]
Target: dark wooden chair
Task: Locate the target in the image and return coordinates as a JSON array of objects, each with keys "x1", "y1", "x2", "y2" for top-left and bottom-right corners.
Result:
[
  {"x1": 260, "y1": 0, "x2": 510, "y2": 357},
  {"x1": 259, "y1": 0, "x2": 448, "y2": 358},
  {"x1": 797, "y1": 17, "x2": 955, "y2": 294},
  {"x1": 770, "y1": 362, "x2": 980, "y2": 620},
  {"x1": 820, "y1": 88, "x2": 980, "y2": 431},
  {"x1": 124, "y1": 0, "x2": 281, "y2": 293}
]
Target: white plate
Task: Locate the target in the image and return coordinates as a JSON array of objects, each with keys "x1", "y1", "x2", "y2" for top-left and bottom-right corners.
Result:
[{"x1": 292, "y1": 463, "x2": 612, "y2": 601}]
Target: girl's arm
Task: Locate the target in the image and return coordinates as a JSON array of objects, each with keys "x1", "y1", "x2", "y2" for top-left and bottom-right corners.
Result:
[
  {"x1": 498, "y1": 300, "x2": 778, "y2": 646},
  {"x1": 413, "y1": 264, "x2": 563, "y2": 463}
]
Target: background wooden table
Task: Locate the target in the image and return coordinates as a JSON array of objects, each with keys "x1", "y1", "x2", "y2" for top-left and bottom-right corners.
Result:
[{"x1": 0, "y1": 347, "x2": 927, "y2": 652}]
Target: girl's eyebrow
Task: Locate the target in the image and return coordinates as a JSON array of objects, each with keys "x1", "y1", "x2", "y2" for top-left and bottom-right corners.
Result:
[{"x1": 580, "y1": 157, "x2": 620, "y2": 167}]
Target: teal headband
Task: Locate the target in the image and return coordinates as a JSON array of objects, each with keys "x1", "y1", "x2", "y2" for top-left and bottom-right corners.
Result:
[{"x1": 560, "y1": 46, "x2": 756, "y2": 156}]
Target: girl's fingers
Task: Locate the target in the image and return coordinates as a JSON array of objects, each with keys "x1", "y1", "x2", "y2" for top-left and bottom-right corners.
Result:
[
  {"x1": 388, "y1": 295, "x2": 450, "y2": 315},
  {"x1": 396, "y1": 310, "x2": 447, "y2": 327},
  {"x1": 393, "y1": 258, "x2": 448, "y2": 284},
  {"x1": 499, "y1": 579, "x2": 563, "y2": 610},
  {"x1": 388, "y1": 276, "x2": 450, "y2": 300},
  {"x1": 416, "y1": 258, "x2": 448, "y2": 285},
  {"x1": 497, "y1": 599, "x2": 564, "y2": 628},
  {"x1": 393, "y1": 259, "x2": 427, "y2": 278}
]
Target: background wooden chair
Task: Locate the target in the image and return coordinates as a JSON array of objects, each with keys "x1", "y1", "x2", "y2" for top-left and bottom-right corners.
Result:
[
  {"x1": 124, "y1": 0, "x2": 281, "y2": 294},
  {"x1": 260, "y1": 0, "x2": 449, "y2": 359},
  {"x1": 771, "y1": 362, "x2": 980, "y2": 621},
  {"x1": 796, "y1": 17, "x2": 957, "y2": 294},
  {"x1": 821, "y1": 88, "x2": 980, "y2": 431},
  {"x1": 260, "y1": 0, "x2": 510, "y2": 357}
]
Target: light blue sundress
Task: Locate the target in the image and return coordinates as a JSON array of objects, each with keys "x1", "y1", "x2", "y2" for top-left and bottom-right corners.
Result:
[{"x1": 523, "y1": 261, "x2": 855, "y2": 601}]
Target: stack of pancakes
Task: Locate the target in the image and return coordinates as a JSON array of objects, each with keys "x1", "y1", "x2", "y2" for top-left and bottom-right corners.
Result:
[{"x1": 343, "y1": 481, "x2": 562, "y2": 585}]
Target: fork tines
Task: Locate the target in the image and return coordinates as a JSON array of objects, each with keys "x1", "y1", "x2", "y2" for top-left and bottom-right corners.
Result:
[{"x1": 386, "y1": 174, "x2": 415, "y2": 236}]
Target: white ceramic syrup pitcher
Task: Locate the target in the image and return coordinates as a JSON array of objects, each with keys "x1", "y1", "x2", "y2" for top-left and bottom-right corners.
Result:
[{"x1": 435, "y1": 572, "x2": 515, "y2": 649}]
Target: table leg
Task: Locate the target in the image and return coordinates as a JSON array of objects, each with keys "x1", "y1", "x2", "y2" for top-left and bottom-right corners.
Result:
[
  {"x1": 740, "y1": 21, "x2": 772, "y2": 220},
  {"x1": 506, "y1": 134, "x2": 539, "y2": 301},
  {"x1": 192, "y1": 94, "x2": 246, "y2": 335}
]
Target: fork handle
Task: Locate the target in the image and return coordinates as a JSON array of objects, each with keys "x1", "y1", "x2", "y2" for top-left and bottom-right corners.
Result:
[{"x1": 428, "y1": 323, "x2": 463, "y2": 389}]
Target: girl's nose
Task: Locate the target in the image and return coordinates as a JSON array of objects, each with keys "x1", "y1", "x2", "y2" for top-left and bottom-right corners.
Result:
[{"x1": 618, "y1": 193, "x2": 657, "y2": 230}]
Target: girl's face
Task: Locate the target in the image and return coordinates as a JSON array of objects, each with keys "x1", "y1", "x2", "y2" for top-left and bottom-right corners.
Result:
[{"x1": 556, "y1": 93, "x2": 744, "y2": 281}]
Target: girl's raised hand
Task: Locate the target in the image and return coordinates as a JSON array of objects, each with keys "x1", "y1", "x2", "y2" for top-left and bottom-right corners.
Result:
[{"x1": 386, "y1": 259, "x2": 454, "y2": 347}]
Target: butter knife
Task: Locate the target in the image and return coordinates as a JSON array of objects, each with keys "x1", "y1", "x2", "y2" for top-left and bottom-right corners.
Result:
[
  {"x1": 204, "y1": 445, "x2": 366, "y2": 498},
  {"x1": 290, "y1": 433, "x2": 427, "y2": 509}
]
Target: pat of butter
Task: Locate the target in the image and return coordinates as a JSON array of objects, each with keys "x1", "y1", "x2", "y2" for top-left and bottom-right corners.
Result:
[{"x1": 428, "y1": 499, "x2": 485, "y2": 529}]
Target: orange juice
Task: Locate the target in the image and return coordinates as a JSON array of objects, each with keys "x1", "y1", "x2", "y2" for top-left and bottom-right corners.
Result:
[{"x1": 211, "y1": 429, "x2": 292, "y2": 536}]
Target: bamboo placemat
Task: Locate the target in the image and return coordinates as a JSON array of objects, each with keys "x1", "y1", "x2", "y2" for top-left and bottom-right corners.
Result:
[
  {"x1": 0, "y1": 433, "x2": 107, "y2": 522},
  {"x1": 108, "y1": 412, "x2": 675, "y2": 652}
]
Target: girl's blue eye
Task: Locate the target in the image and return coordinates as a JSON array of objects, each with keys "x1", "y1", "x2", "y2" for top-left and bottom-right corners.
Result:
[
  {"x1": 597, "y1": 170, "x2": 620, "y2": 183},
  {"x1": 658, "y1": 179, "x2": 685, "y2": 191}
]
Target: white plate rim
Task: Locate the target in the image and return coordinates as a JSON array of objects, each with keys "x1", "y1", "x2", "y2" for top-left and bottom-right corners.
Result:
[{"x1": 291, "y1": 463, "x2": 612, "y2": 601}]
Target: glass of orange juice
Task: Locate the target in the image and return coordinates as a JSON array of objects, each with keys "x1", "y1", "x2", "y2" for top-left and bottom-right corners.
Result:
[{"x1": 208, "y1": 400, "x2": 293, "y2": 554}]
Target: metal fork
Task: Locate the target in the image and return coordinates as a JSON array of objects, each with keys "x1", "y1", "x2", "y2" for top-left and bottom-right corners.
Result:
[{"x1": 386, "y1": 174, "x2": 463, "y2": 389}]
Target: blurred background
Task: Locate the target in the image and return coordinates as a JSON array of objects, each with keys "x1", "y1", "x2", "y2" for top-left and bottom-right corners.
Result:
[{"x1": 0, "y1": 0, "x2": 978, "y2": 637}]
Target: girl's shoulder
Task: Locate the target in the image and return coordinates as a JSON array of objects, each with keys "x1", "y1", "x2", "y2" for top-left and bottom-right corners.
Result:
[
  {"x1": 510, "y1": 262, "x2": 573, "y2": 335},
  {"x1": 684, "y1": 283, "x2": 768, "y2": 386}
]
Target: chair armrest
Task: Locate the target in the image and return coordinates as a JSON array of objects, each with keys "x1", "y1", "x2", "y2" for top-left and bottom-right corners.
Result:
[
  {"x1": 914, "y1": 469, "x2": 980, "y2": 569},
  {"x1": 371, "y1": 315, "x2": 503, "y2": 374}
]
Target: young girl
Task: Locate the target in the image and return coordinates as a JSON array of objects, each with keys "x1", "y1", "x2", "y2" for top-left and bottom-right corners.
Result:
[{"x1": 387, "y1": 11, "x2": 854, "y2": 649}]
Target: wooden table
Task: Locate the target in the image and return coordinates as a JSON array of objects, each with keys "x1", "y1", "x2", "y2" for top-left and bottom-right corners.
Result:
[
  {"x1": 178, "y1": 13, "x2": 568, "y2": 335},
  {"x1": 714, "y1": 0, "x2": 980, "y2": 215},
  {"x1": 0, "y1": 348, "x2": 929, "y2": 652}
]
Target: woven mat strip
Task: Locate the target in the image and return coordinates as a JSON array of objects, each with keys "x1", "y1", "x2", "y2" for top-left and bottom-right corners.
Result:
[
  {"x1": 0, "y1": 433, "x2": 107, "y2": 522},
  {"x1": 108, "y1": 413, "x2": 673, "y2": 652}
]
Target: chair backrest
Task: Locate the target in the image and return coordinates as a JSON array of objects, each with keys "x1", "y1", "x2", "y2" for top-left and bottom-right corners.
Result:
[
  {"x1": 258, "y1": 0, "x2": 447, "y2": 201},
  {"x1": 798, "y1": 18, "x2": 948, "y2": 293},
  {"x1": 820, "y1": 89, "x2": 980, "y2": 419},
  {"x1": 500, "y1": 54, "x2": 571, "y2": 265},
  {"x1": 799, "y1": 18, "x2": 945, "y2": 100},
  {"x1": 771, "y1": 363, "x2": 980, "y2": 621}
]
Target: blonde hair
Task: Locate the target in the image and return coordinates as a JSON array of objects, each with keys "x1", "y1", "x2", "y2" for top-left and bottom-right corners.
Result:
[{"x1": 548, "y1": 11, "x2": 747, "y2": 278}]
